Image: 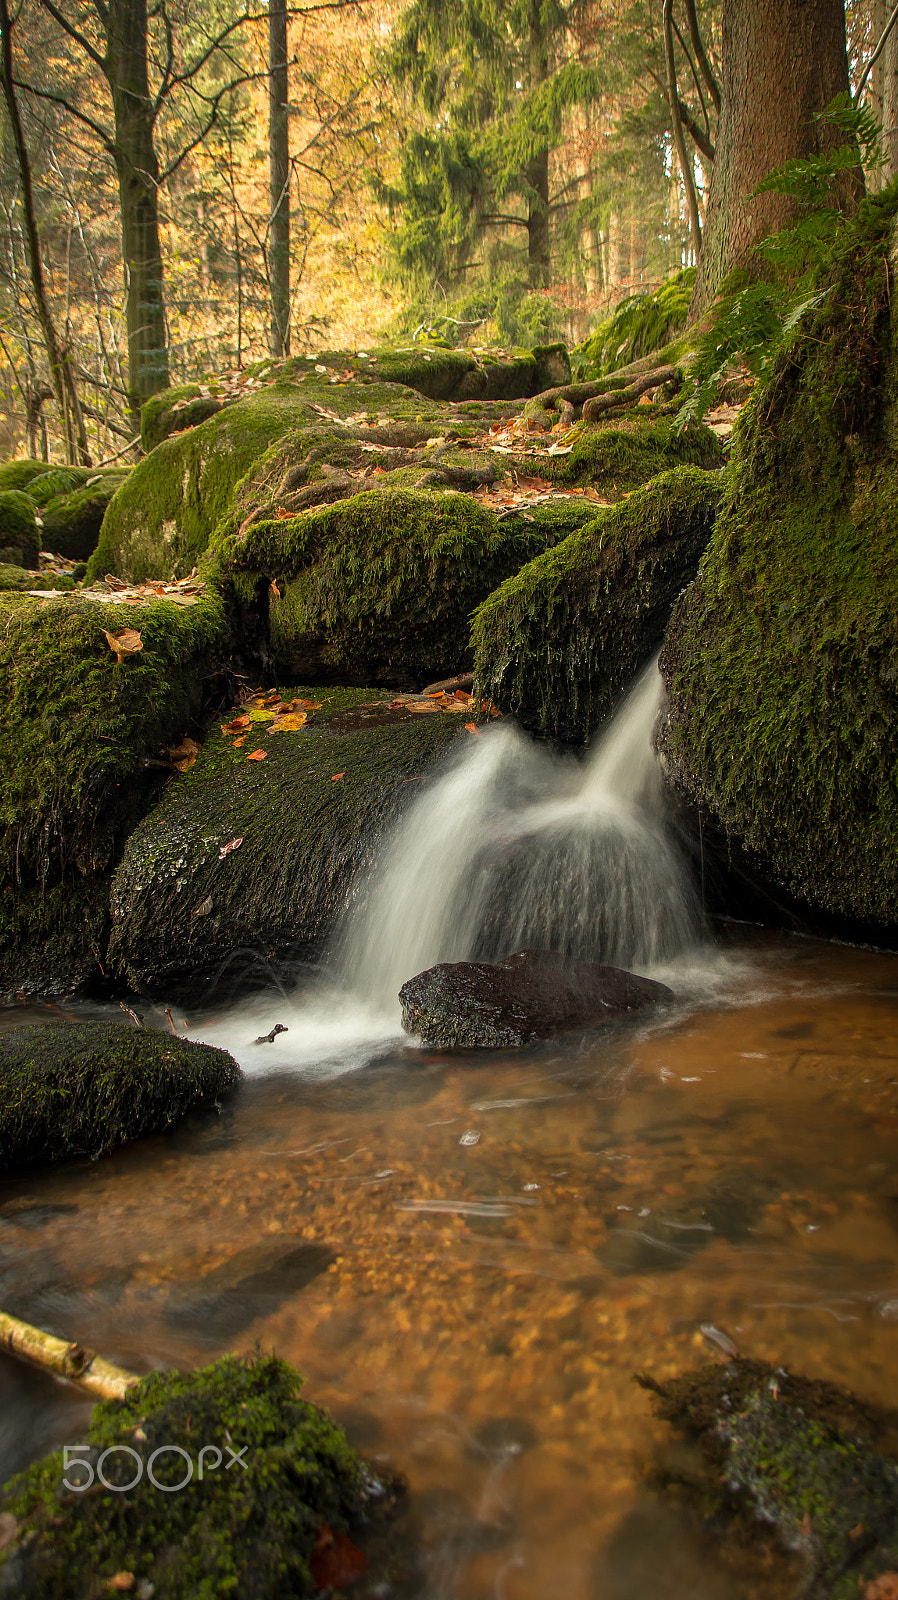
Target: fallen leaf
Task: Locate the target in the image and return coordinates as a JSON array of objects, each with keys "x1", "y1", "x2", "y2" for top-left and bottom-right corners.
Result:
[
  {"x1": 219, "y1": 836, "x2": 243, "y2": 858},
  {"x1": 103, "y1": 628, "x2": 143, "y2": 665},
  {"x1": 232, "y1": 736, "x2": 246, "y2": 748},
  {"x1": 106, "y1": 1576, "x2": 135, "y2": 1593},
  {"x1": 331, "y1": 772, "x2": 344, "y2": 781},
  {"x1": 268, "y1": 712, "x2": 308, "y2": 732},
  {"x1": 849, "y1": 1524, "x2": 865, "y2": 1539},
  {"x1": 310, "y1": 1524, "x2": 367, "y2": 1591},
  {"x1": 247, "y1": 750, "x2": 267, "y2": 761},
  {"x1": 192, "y1": 895, "x2": 213, "y2": 918},
  {"x1": 270, "y1": 580, "x2": 281, "y2": 598},
  {"x1": 168, "y1": 735, "x2": 202, "y2": 772},
  {"x1": 865, "y1": 1578, "x2": 898, "y2": 1600},
  {"x1": 464, "y1": 722, "x2": 480, "y2": 735},
  {"x1": 222, "y1": 715, "x2": 251, "y2": 734}
]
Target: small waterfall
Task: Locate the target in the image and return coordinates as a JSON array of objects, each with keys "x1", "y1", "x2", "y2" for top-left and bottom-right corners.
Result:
[{"x1": 341, "y1": 661, "x2": 703, "y2": 1007}]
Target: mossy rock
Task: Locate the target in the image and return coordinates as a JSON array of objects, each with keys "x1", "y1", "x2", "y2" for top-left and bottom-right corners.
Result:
[
  {"x1": 0, "y1": 588, "x2": 229, "y2": 1001},
  {"x1": 545, "y1": 413, "x2": 722, "y2": 492},
  {"x1": 0, "y1": 460, "x2": 50, "y2": 493},
  {"x1": 0, "y1": 1351, "x2": 403, "y2": 1599},
  {"x1": 641, "y1": 1358, "x2": 898, "y2": 1600},
  {"x1": 660, "y1": 189, "x2": 898, "y2": 929},
  {"x1": 107, "y1": 687, "x2": 465, "y2": 998},
  {"x1": 0, "y1": 1020, "x2": 240, "y2": 1175},
  {"x1": 0, "y1": 490, "x2": 39, "y2": 567},
  {"x1": 0, "y1": 564, "x2": 77, "y2": 592},
  {"x1": 472, "y1": 465, "x2": 724, "y2": 740},
  {"x1": 41, "y1": 472, "x2": 130, "y2": 561},
  {"x1": 216, "y1": 485, "x2": 592, "y2": 689}
]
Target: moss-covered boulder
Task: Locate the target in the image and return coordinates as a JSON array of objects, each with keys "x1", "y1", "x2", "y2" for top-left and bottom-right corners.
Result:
[
  {"x1": 0, "y1": 588, "x2": 229, "y2": 1001},
  {"x1": 40, "y1": 471, "x2": 130, "y2": 561},
  {"x1": 0, "y1": 1351, "x2": 402, "y2": 1599},
  {"x1": 0, "y1": 490, "x2": 39, "y2": 567},
  {"x1": 660, "y1": 191, "x2": 898, "y2": 930},
  {"x1": 0, "y1": 460, "x2": 50, "y2": 493},
  {"x1": 0, "y1": 1020, "x2": 240, "y2": 1174},
  {"x1": 641, "y1": 1358, "x2": 898, "y2": 1600},
  {"x1": 107, "y1": 687, "x2": 465, "y2": 997},
  {"x1": 216, "y1": 475, "x2": 595, "y2": 688},
  {"x1": 472, "y1": 466, "x2": 723, "y2": 740},
  {"x1": 544, "y1": 413, "x2": 721, "y2": 492}
]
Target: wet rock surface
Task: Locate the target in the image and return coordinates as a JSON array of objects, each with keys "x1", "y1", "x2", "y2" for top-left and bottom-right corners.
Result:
[{"x1": 399, "y1": 948, "x2": 673, "y2": 1048}]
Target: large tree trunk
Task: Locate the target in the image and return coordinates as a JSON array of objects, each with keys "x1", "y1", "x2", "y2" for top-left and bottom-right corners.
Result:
[
  {"x1": 268, "y1": 0, "x2": 290, "y2": 357},
  {"x1": 689, "y1": 0, "x2": 856, "y2": 322},
  {"x1": 106, "y1": 0, "x2": 170, "y2": 429}
]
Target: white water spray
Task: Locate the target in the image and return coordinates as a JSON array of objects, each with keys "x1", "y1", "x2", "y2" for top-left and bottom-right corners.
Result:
[{"x1": 194, "y1": 662, "x2": 706, "y2": 1071}]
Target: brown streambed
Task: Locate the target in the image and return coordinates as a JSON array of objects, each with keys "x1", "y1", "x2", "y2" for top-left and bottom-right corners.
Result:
[{"x1": 1, "y1": 931, "x2": 898, "y2": 1599}]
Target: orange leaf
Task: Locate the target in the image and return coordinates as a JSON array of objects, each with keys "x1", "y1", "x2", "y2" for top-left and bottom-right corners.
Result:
[
  {"x1": 219, "y1": 836, "x2": 243, "y2": 857},
  {"x1": 464, "y1": 722, "x2": 480, "y2": 735},
  {"x1": 247, "y1": 749, "x2": 267, "y2": 761},
  {"x1": 310, "y1": 1525, "x2": 367, "y2": 1591},
  {"x1": 331, "y1": 772, "x2": 344, "y2": 781},
  {"x1": 103, "y1": 628, "x2": 143, "y2": 664},
  {"x1": 222, "y1": 714, "x2": 251, "y2": 733},
  {"x1": 232, "y1": 736, "x2": 246, "y2": 748}
]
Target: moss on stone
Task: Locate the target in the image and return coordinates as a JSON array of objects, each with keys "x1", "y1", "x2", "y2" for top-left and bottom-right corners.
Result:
[
  {"x1": 0, "y1": 565, "x2": 77, "y2": 592},
  {"x1": 0, "y1": 490, "x2": 39, "y2": 566},
  {"x1": 0, "y1": 1020, "x2": 241, "y2": 1175},
  {"x1": 472, "y1": 465, "x2": 723, "y2": 740},
  {"x1": 0, "y1": 587, "x2": 229, "y2": 999},
  {"x1": 0, "y1": 460, "x2": 50, "y2": 493},
  {"x1": 41, "y1": 472, "x2": 129, "y2": 561},
  {"x1": 0, "y1": 1351, "x2": 400, "y2": 1599},
  {"x1": 216, "y1": 485, "x2": 584, "y2": 688},
  {"x1": 660, "y1": 188, "x2": 898, "y2": 928},
  {"x1": 107, "y1": 686, "x2": 464, "y2": 997},
  {"x1": 545, "y1": 413, "x2": 722, "y2": 492}
]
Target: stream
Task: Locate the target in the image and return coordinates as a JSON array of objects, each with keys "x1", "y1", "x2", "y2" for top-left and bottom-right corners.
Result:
[{"x1": 2, "y1": 669, "x2": 898, "y2": 1598}]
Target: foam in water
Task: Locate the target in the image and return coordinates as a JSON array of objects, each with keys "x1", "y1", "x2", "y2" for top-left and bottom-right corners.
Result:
[{"x1": 191, "y1": 662, "x2": 707, "y2": 1071}]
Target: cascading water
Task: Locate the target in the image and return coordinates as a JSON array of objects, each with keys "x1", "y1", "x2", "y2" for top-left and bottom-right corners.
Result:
[
  {"x1": 341, "y1": 659, "x2": 702, "y2": 1007},
  {"x1": 195, "y1": 660, "x2": 706, "y2": 1069}
]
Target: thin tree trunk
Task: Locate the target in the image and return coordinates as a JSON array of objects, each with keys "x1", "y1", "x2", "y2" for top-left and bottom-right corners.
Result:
[
  {"x1": 106, "y1": 0, "x2": 170, "y2": 429},
  {"x1": 663, "y1": 0, "x2": 703, "y2": 263},
  {"x1": 269, "y1": 0, "x2": 290, "y2": 356},
  {"x1": 882, "y1": 17, "x2": 898, "y2": 181},
  {"x1": 690, "y1": 0, "x2": 859, "y2": 322},
  {"x1": 525, "y1": 0, "x2": 550, "y2": 287},
  {"x1": 0, "y1": 0, "x2": 90, "y2": 465}
]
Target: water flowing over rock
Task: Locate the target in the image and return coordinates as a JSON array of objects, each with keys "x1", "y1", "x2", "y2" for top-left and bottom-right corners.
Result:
[{"x1": 399, "y1": 948, "x2": 673, "y2": 1048}]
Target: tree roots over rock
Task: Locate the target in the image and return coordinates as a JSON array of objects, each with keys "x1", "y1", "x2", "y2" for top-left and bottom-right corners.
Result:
[
  {"x1": 0, "y1": 1351, "x2": 405, "y2": 1599},
  {"x1": 0, "y1": 1020, "x2": 241, "y2": 1176}
]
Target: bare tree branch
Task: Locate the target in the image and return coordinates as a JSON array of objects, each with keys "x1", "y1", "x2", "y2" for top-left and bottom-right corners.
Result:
[{"x1": 683, "y1": 0, "x2": 720, "y2": 113}]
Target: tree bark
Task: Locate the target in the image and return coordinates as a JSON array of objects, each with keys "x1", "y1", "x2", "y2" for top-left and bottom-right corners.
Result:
[
  {"x1": 689, "y1": 0, "x2": 857, "y2": 322},
  {"x1": 106, "y1": 0, "x2": 170, "y2": 428},
  {"x1": 525, "y1": 0, "x2": 550, "y2": 287},
  {"x1": 0, "y1": 1307, "x2": 140, "y2": 1401},
  {"x1": 269, "y1": 0, "x2": 290, "y2": 356}
]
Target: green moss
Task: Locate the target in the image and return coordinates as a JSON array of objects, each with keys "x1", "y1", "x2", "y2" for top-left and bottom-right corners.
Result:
[
  {"x1": 0, "y1": 1351, "x2": 399, "y2": 1599},
  {"x1": 472, "y1": 466, "x2": 724, "y2": 740},
  {"x1": 0, "y1": 490, "x2": 39, "y2": 566},
  {"x1": 0, "y1": 1020, "x2": 240, "y2": 1175},
  {"x1": 0, "y1": 460, "x2": 50, "y2": 493},
  {"x1": 216, "y1": 486, "x2": 580, "y2": 688},
  {"x1": 660, "y1": 188, "x2": 898, "y2": 926},
  {"x1": 0, "y1": 587, "x2": 229, "y2": 998},
  {"x1": 142, "y1": 383, "x2": 227, "y2": 451},
  {"x1": 546, "y1": 414, "x2": 722, "y2": 491},
  {"x1": 41, "y1": 473, "x2": 129, "y2": 561},
  {"x1": 572, "y1": 268, "x2": 696, "y2": 380},
  {"x1": 107, "y1": 686, "x2": 464, "y2": 995},
  {"x1": 0, "y1": 565, "x2": 77, "y2": 592}
]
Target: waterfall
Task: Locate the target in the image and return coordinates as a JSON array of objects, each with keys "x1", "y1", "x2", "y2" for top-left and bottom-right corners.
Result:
[{"x1": 340, "y1": 661, "x2": 702, "y2": 1007}]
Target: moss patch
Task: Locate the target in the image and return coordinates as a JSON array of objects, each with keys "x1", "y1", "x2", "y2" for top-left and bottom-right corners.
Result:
[
  {"x1": 545, "y1": 414, "x2": 722, "y2": 492},
  {"x1": 0, "y1": 588, "x2": 229, "y2": 1000},
  {"x1": 0, "y1": 491, "x2": 39, "y2": 566},
  {"x1": 0, "y1": 1020, "x2": 240, "y2": 1175},
  {"x1": 0, "y1": 1351, "x2": 402, "y2": 1599},
  {"x1": 107, "y1": 686, "x2": 464, "y2": 997},
  {"x1": 0, "y1": 460, "x2": 50, "y2": 493},
  {"x1": 216, "y1": 486, "x2": 586, "y2": 689},
  {"x1": 472, "y1": 466, "x2": 723, "y2": 740},
  {"x1": 41, "y1": 474, "x2": 129, "y2": 562},
  {"x1": 660, "y1": 189, "x2": 898, "y2": 928}
]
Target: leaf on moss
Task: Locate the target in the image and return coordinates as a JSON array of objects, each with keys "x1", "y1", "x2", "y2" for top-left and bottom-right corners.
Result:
[
  {"x1": 168, "y1": 736, "x2": 202, "y2": 772},
  {"x1": 221, "y1": 714, "x2": 251, "y2": 734},
  {"x1": 247, "y1": 749, "x2": 267, "y2": 761},
  {"x1": 331, "y1": 772, "x2": 344, "y2": 781},
  {"x1": 103, "y1": 628, "x2": 142, "y2": 664},
  {"x1": 310, "y1": 1524, "x2": 367, "y2": 1591},
  {"x1": 269, "y1": 713, "x2": 307, "y2": 733},
  {"x1": 218, "y1": 836, "x2": 243, "y2": 858}
]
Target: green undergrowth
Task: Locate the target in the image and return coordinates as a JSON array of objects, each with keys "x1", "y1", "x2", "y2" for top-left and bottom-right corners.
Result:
[
  {"x1": 544, "y1": 414, "x2": 721, "y2": 491},
  {"x1": 0, "y1": 588, "x2": 228, "y2": 998},
  {"x1": 0, "y1": 1020, "x2": 240, "y2": 1175},
  {"x1": 472, "y1": 466, "x2": 724, "y2": 740},
  {"x1": 641, "y1": 1358, "x2": 898, "y2": 1600},
  {"x1": 572, "y1": 269, "x2": 695, "y2": 380},
  {"x1": 108, "y1": 687, "x2": 463, "y2": 996},
  {"x1": 660, "y1": 186, "x2": 898, "y2": 926},
  {"x1": 214, "y1": 486, "x2": 591, "y2": 687},
  {"x1": 0, "y1": 1351, "x2": 401, "y2": 1599}
]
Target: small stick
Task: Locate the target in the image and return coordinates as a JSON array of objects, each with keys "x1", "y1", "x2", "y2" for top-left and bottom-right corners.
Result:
[
  {"x1": 119, "y1": 1002, "x2": 143, "y2": 1029},
  {"x1": 0, "y1": 1309, "x2": 141, "y2": 1401}
]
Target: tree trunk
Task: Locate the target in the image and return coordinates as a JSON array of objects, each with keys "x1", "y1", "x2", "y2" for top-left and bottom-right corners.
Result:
[
  {"x1": 882, "y1": 16, "x2": 898, "y2": 182},
  {"x1": 525, "y1": 0, "x2": 550, "y2": 287},
  {"x1": 106, "y1": 0, "x2": 170, "y2": 429},
  {"x1": 269, "y1": 0, "x2": 290, "y2": 357},
  {"x1": 689, "y1": 0, "x2": 857, "y2": 322}
]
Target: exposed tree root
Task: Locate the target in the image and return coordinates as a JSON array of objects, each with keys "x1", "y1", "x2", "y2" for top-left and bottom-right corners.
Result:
[{"x1": 525, "y1": 365, "x2": 681, "y2": 431}]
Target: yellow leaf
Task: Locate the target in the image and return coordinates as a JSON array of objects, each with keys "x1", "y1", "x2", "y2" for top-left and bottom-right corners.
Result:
[
  {"x1": 269, "y1": 712, "x2": 307, "y2": 732},
  {"x1": 103, "y1": 628, "x2": 142, "y2": 664}
]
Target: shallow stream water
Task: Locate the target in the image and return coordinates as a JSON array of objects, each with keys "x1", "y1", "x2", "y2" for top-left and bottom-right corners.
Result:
[{"x1": 3, "y1": 931, "x2": 898, "y2": 1599}]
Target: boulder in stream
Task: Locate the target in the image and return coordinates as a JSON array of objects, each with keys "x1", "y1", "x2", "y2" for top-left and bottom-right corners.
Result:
[
  {"x1": 0, "y1": 1020, "x2": 241, "y2": 1176},
  {"x1": 399, "y1": 948, "x2": 673, "y2": 1048},
  {"x1": 0, "y1": 1351, "x2": 406, "y2": 1599}
]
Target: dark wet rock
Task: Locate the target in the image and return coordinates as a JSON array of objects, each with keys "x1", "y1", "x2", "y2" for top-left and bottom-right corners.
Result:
[
  {"x1": 108, "y1": 687, "x2": 462, "y2": 1000},
  {"x1": 640, "y1": 1357, "x2": 898, "y2": 1600},
  {"x1": 0, "y1": 1020, "x2": 241, "y2": 1176},
  {"x1": 399, "y1": 948, "x2": 673, "y2": 1048},
  {"x1": 0, "y1": 1351, "x2": 405, "y2": 1600}
]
